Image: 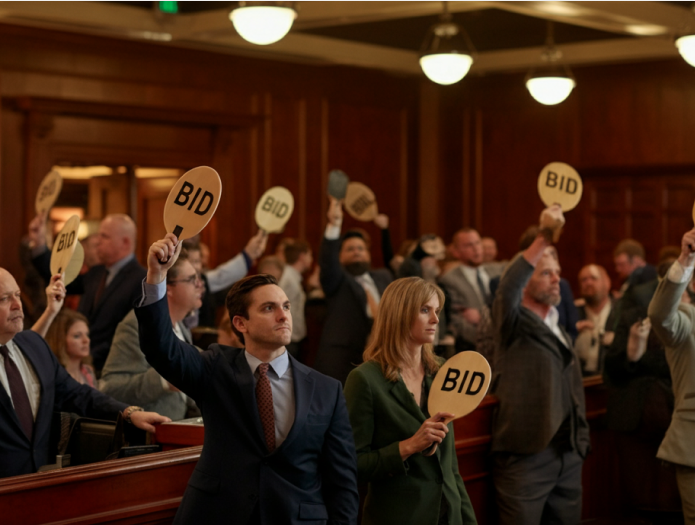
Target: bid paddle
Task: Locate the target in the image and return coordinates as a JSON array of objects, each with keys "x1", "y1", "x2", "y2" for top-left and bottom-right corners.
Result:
[
  {"x1": 50, "y1": 215, "x2": 80, "y2": 278},
  {"x1": 344, "y1": 182, "x2": 378, "y2": 222},
  {"x1": 255, "y1": 186, "x2": 295, "y2": 234},
  {"x1": 35, "y1": 170, "x2": 63, "y2": 216}
]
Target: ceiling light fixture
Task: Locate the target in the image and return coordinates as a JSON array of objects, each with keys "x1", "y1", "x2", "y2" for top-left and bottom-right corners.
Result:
[
  {"x1": 676, "y1": 35, "x2": 695, "y2": 67},
  {"x1": 419, "y1": 2, "x2": 475, "y2": 86},
  {"x1": 230, "y1": 2, "x2": 297, "y2": 46},
  {"x1": 526, "y1": 22, "x2": 576, "y2": 106}
]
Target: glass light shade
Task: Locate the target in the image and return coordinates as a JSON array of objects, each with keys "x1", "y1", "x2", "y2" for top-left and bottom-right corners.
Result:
[
  {"x1": 526, "y1": 76, "x2": 576, "y2": 105},
  {"x1": 676, "y1": 35, "x2": 695, "y2": 67},
  {"x1": 230, "y1": 6, "x2": 296, "y2": 46},
  {"x1": 419, "y1": 53, "x2": 473, "y2": 85}
]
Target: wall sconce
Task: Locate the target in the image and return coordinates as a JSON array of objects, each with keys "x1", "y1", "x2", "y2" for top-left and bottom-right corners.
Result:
[{"x1": 230, "y1": 2, "x2": 297, "y2": 46}]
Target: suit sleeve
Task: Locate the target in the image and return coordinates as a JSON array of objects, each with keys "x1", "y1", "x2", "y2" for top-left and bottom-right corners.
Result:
[
  {"x1": 440, "y1": 276, "x2": 478, "y2": 344},
  {"x1": 135, "y1": 297, "x2": 207, "y2": 401},
  {"x1": 99, "y1": 312, "x2": 169, "y2": 406},
  {"x1": 648, "y1": 274, "x2": 694, "y2": 349},
  {"x1": 320, "y1": 237, "x2": 346, "y2": 298},
  {"x1": 343, "y1": 368, "x2": 408, "y2": 483},
  {"x1": 492, "y1": 254, "x2": 533, "y2": 347},
  {"x1": 453, "y1": 450, "x2": 477, "y2": 524},
  {"x1": 321, "y1": 381, "x2": 359, "y2": 525}
]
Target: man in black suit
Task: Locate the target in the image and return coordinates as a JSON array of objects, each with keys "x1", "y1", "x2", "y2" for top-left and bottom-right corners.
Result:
[
  {"x1": 29, "y1": 213, "x2": 147, "y2": 372},
  {"x1": 0, "y1": 267, "x2": 168, "y2": 478},
  {"x1": 136, "y1": 235, "x2": 358, "y2": 525},
  {"x1": 313, "y1": 198, "x2": 392, "y2": 384}
]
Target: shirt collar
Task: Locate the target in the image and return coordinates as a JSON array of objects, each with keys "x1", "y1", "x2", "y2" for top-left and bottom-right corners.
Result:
[
  {"x1": 106, "y1": 253, "x2": 134, "y2": 274},
  {"x1": 544, "y1": 305, "x2": 560, "y2": 327},
  {"x1": 245, "y1": 349, "x2": 290, "y2": 379}
]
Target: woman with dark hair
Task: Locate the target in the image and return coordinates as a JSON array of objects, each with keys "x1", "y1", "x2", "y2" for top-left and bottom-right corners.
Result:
[
  {"x1": 344, "y1": 277, "x2": 477, "y2": 525},
  {"x1": 45, "y1": 309, "x2": 96, "y2": 388}
]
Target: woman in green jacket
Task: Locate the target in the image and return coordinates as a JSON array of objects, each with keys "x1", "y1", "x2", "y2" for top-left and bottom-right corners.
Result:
[{"x1": 344, "y1": 277, "x2": 477, "y2": 525}]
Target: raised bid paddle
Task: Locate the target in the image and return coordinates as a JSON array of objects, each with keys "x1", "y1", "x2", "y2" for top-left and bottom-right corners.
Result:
[
  {"x1": 50, "y1": 215, "x2": 80, "y2": 278},
  {"x1": 255, "y1": 186, "x2": 295, "y2": 234},
  {"x1": 161, "y1": 166, "x2": 222, "y2": 262},
  {"x1": 35, "y1": 170, "x2": 63, "y2": 216},
  {"x1": 428, "y1": 351, "x2": 492, "y2": 423},
  {"x1": 537, "y1": 162, "x2": 583, "y2": 240},
  {"x1": 345, "y1": 182, "x2": 378, "y2": 222},
  {"x1": 328, "y1": 170, "x2": 349, "y2": 200},
  {"x1": 62, "y1": 241, "x2": 85, "y2": 285}
]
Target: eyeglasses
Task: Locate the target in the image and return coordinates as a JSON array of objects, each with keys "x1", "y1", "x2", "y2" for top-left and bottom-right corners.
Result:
[{"x1": 169, "y1": 273, "x2": 203, "y2": 286}]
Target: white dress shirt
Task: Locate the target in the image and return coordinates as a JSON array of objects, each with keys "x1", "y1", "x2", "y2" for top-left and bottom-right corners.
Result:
[
  {"x1": 245, "y1": 350, "x2": 295, "y2": 448},
  {"x1": 544, "y1": 306, "x2": 570, "y2": 349},
  {"x1": 0, "y1": 339, "x2": 41, "y2": 419}
]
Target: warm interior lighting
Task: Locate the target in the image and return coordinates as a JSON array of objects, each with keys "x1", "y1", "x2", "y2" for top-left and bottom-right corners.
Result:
[
  {"x1": 526, "y1": 21, "x2": 576, "y2": 105},
  {"x1": 526, "y1": 76, "x2": 576, "y2": 105},
  {"x1": 419, "y1": 53, "x2": 473, "y2": 86},
  {"x1": 676, "y1": 35, "x2": 695, "y2": 67},
  {"x1": 53, "y1": 166, "x2": 113, "y2": 180},
  {"x1": 230, "y1": 5, "x2": 297, "y2": 46},
  {"x1": 419, "y1": 2, "x2": 475, "y2": 86}
]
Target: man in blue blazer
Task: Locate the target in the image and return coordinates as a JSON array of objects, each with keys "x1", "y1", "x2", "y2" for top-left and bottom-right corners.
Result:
[
  {"x1": 135, "y1": 234, "x2": 358, "y2": 525},
  {"x1": 0, "y1": 267, "x2": 168, "y2": 479}
]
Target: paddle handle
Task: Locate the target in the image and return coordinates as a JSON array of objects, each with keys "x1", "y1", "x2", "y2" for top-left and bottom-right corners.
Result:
[{"x1": 159, "y1": 225, "x2": 183, "y2": 264}]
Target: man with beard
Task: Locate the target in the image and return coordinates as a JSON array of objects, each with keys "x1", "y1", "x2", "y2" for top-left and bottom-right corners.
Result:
[
  {"x1": 575, "y1": 264, "x2": 613, "y2": 375},
  {"x1": 313, "y1": 197, "x2": 392, "y2": 384},
  {"x1": 491, "y1": 205, "x2": 590, "y2": 525}
]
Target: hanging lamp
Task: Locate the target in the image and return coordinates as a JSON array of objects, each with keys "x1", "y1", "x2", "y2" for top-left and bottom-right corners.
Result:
[
  {"x1": 230, "y1": 2, "x2": 297, "y2": 46},
  {"x1": 526, "y1": 21, "x2": 576, "y2": 105},
  {"x1": 419, "y1": 2, "x2": 475, "y2": 86}
]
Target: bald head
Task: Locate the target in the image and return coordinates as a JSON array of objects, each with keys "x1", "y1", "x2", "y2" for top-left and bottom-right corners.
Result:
[
  {"x1": 578, "y1": 264, "x2": 611, "y2": 307},
  {"x1": 96, "y1": 214, "x2": 137, "y2": 267},
  {"x1": 0, "y1": 268, "x2": 24, "y2": 344}
]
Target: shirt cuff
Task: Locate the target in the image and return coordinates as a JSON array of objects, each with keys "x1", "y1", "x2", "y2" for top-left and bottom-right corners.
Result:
[
  {"x1": 138, "y1": 278, "x2": 167, "y2": 307},
  {"x1": 667, "y1": 260, "x2": 693, "y2": 284},
  {"x1": 325, "y1": 223, "x2": 341, "y2": 240}
]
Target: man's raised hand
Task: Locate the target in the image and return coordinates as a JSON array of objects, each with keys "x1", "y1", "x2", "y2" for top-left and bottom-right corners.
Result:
[{"x1": 147, "y1": 234, "x2": 182, "y2": 284}]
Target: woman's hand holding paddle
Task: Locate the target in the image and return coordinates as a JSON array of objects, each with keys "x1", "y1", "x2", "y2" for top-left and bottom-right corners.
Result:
[
  {"x1": 147, "y1": 234, "x2": 182, "y2": 284},
  {"x1": 399, "y1": 411, "x2": 454, "y2": 460}
]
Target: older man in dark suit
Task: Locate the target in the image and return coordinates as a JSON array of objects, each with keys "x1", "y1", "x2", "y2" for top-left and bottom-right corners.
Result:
[
  {"x1": 313, "y1": 198, "x2": 392, "y2": 385},
  {"x1": 0, "y1": 267, "x2": 168, "y2": 478},
  {"x1": 137, "y1": 235, "x2": 358, "y2": 525},
  {"x1": 491, "y1": 205, "x2": 590, "y2": 525},
  {"x1": 29, "y1": 213, "x2": 147, "y2": 372}
]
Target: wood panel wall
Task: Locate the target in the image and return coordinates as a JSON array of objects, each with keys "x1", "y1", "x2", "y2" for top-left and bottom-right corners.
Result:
[{"x1": 0, "y1": 24, "x2": 418, "y2": 281}]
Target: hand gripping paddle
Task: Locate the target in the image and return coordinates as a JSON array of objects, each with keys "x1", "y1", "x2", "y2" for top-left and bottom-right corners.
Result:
[{"x1": 161, "y1": 166, "x2": 222, "y2": 262}]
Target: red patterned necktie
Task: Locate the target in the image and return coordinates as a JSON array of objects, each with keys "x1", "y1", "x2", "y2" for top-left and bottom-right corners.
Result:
[
  {"x1": 0, "y1": 345, "x2": 33, "y2": 441},
  {"x1": 256, "y1": 363, "x2": 276, "y2": 452}
]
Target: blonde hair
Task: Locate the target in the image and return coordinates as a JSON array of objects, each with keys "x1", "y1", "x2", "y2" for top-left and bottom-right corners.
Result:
[
  {"x1": 363, "y1": 277, "x2": 444, "y2": 382},
  {"x1": 45, "y1": 309, "x2": 92, "y2": 368}
]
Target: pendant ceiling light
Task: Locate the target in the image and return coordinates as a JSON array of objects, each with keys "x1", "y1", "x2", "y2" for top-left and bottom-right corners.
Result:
[
  {"x1": 676, "y1": 35, "x2": 695, "y2": 67},
  {"x1": 230, "y1": 2, "x2": 297, "y2": 46},
  {"x1": 526, "y1": 22, "x2": 576, "y2": 106},
  {"x1": 419, "y1": 2, "x2": 475, "y2": 86}
]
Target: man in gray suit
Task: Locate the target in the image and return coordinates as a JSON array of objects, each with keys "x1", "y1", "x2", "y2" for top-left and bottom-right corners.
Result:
[
  {"x1": 99, "y1": 252, "x2": 203, "y2": 420},
  {"x1": 491, "y1": 205, "x2": 590, "y2": 525},
  {"x1": 440, "y1": 228, "x2": 503, "y2": 351},
  {"x1": 648, "y1": 227, "x2": 695, "y2": 524}
]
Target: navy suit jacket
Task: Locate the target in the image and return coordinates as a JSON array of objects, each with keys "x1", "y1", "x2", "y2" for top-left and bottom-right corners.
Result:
[
  {"x1": 314, "y1": 237, "x2": 392, "y2": 384},
  {"x1": 33, "y1": 251, "x2": 147, "y2": 370},
  {"x1": 0, "y1": 331, "x2": 126, "y2": 478},
  {"x1": 135, "y1": 297, "x2": 359, "y2": 525}
]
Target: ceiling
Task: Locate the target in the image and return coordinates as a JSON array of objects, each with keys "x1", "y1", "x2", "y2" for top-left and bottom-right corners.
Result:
[{"x1": 0, "y1": 1, "x2": 694, "y2": 77}]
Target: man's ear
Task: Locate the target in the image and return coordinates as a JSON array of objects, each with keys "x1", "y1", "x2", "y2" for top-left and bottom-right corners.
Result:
[{"x1": 232, "y1": 315, "x2": 248, "y2": 335}]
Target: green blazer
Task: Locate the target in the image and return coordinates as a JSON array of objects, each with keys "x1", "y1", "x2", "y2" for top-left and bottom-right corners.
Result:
[{"x1": 344, "y1": 360, "x2": 477, "y2": 525}]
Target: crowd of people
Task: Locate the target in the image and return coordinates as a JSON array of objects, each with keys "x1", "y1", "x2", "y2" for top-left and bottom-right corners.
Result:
[{"x1": 0, "y1": 193, "x2": 693, "y2": 525}]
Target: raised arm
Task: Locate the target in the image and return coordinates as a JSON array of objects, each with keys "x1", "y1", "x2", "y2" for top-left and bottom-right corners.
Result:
[
  {"x1": 205, "y1": 230, "x2": 267, "y2": 293},
  {"x1": 320, "y1": 197, "x2": 346, "y2": 297},
  {"x1": 31, "y1": 274, "x2": 65, "y2": 337},
  {"x1": 648, "y1": 228, "x2": 695, "y2": 348}
]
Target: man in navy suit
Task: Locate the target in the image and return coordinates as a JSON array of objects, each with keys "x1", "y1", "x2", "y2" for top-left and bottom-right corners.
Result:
[
  {"x1": 0, "y1": 267, "x2": 168, "y2": 479},
  {"x1": 29, "y1": 213, "x2": 147, "y2": 372},
  {"x1": 136, "y1": 234, "x2": 358, "y2": 525}
]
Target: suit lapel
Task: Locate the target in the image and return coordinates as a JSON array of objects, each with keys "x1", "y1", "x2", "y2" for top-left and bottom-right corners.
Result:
[
  {"x1": 229, "y1": 350, "x2": 266, "y2": 447},
  {"x1": 279, "y1": 357, "x2": 314, "y2": 451},
  {"x1": 389, "y1": 376, "x2": 426, "y2": 425},
  {"x1": 93, "y1": 261, "x2": 133, "y2": 314}
]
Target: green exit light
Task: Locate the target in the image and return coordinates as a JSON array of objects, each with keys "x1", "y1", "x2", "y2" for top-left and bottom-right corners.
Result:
[{"x1": 159, "y1": 1, "x2": 178, "y2": 14}]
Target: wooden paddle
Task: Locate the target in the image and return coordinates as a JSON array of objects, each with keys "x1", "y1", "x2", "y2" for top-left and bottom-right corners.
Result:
[
  {"x1": 344, "y1": 182, "x2": 378, "y2": 222},
  {"x1": 161, "y1": 166, "x2": 222, "y2": 262},
  {"x1": 35, "y1": 170, "x2": 63, "y2": 216},
  {"x1": 255, "y1": 186, "x2": 295, "y2": 234},
  {"x1": 62, "y1": 241, "x2": 85, "y2": 285},
  {"x1": 537, "y1": 162, "x2": 583, "y2": 240},
  {"x1": 328, "y1": 170, "x2": 349, "y2": 200},
  {"x1": 50, "y1": 215, "x2": 81, "y2": 278}
]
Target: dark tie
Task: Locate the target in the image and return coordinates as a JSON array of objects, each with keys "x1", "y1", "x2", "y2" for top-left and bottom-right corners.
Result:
[
  {"x1": 477, "y1": 268, "x2": 491, "y2": 306},
  {"x1": 256, "y1": 363, "x2": 276, "y2": 452},
  {"x1": 93, "y1": 269, "x2": 108, "y2": 307},
  {"x1": 0, "y1": 345, "x2": 34, "y2": 441}
]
